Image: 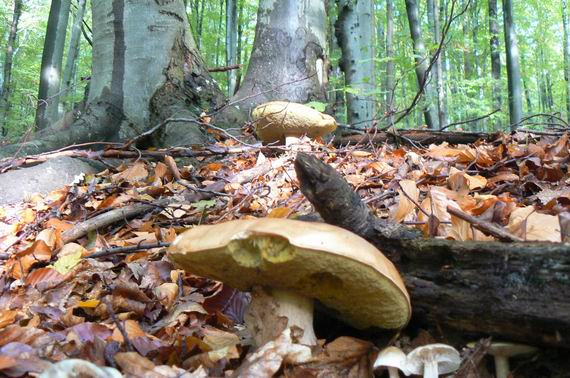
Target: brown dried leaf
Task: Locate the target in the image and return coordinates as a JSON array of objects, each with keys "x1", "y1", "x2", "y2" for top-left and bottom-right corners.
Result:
[{"x1": 393, "y1": 180, "x2": 419, "y2": 222}]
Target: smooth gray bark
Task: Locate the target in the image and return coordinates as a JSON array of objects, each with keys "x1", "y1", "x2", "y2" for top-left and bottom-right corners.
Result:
[
  {"x1": 1, "y1": 0, "x2": 224, "y2": 158},
  {"x1": 226, "y1": 0, "x2": 238, "y2": 96},
  {"x1": 385, "y1": 0, "x2": 395, "y2": 126},
  {"x1": 62, "y1": 0, "x2": 87, "y2": 108},
  {"x1": 564, "y1": 0, "x2": 570, "y2": 122},
  {"x1": 36, "y1": 0, "x2": 71, "y2": 130},
  {"x1": 215, "y1": 0, "x2": 329, "y2": 128},
  {"x1": 335, "y1": 0, "x2": 376, "y2": 129},
  {"x1": 488, "y1": 0, "x2": 501, "y2": 124},
  {"x1": 502, "y1": 0, "x2": 522, "y2": 129},
  {"x1": 429, "y1": 0, "x2": 446, "y2": 128},
  {"x1": 404, "y1": 0, "x2": 439, "y2": 129},
  {"x1": 0, "y1": 0, "x2": 23, "y2": 136}
]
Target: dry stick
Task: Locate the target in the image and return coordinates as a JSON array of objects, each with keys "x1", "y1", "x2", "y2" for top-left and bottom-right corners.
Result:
[
  {"x1": 446, "y1": 205, "x2": 524, "y2": 242},
  {"x1": 61, "y1": 157, "x2": 287, "y2": 243},
  {"x1": 440, "y1": 108, "x2": 501, "y2": 131},
  {"x1": 87, "y1": 242, "x2": 171, "y2": 259},
  {"x1": 207, "y1": 63, "x2": 242, "y2": 73}
]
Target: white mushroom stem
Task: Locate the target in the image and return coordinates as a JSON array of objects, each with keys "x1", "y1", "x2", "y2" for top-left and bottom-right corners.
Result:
[
  {"x1": 422, "y1": 360, "x2": 440, "y2": 378},
  {"x1": 245, "y1": 286, "x2": 317, "y2": 347},
  {"x1": 386, "y1": 367, "x2": 401, "y2": 378},
  {"x1": 492, "y1": 356, "x2": 510, "y2": 378},
  {"x1": 285, "y1": 136, "x2": 302, "y2": 147}
]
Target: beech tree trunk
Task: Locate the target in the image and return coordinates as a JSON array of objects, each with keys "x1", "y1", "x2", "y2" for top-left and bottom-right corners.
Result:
[
  {"x1": 36, "y1": 0, "x2": 71, "y2": 130},
  {"x1": 226, "y1": 0, "x2": 238, "y2": 96},
  {"x1": 405, "y1": 0, "x2": 439, "y2": 129},
  {"x1": 0, "y1": 0, "x2": 23, "y2": 136},
  {"x1": 502, "y1": 0, "x2": 522, "y2": 129},
  {"x1": 336, "y1": 0, "x2": 376, "y2": 129},
  {"x1": 214, "y1": 0, "x2": 329, "y2": 128},
  {"x1": 489, "y1": 0, "x2": 501, "y2": 128},
  {"x1": 62, "y1": 0, "x2": 87, "y2": 108},
  {"x1": 385, "y1": 0, "x2": 395, "y2": 127},
  {"x1": 564, "y1": 0, "x2": 570, "y2": 123},
  {"x1": 1, "y1": 0, "x2": 224, "y2": 159}
]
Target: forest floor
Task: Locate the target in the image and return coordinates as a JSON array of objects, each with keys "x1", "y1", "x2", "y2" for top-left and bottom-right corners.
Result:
[{"x1": 0, "y1": 130, "x2": 568, "y2": 377}]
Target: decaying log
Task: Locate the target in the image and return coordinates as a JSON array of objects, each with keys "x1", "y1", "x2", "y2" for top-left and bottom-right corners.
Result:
[
  {"x1": 335, "y1": 129, "x2": 500, "y2": 147},
  {"x1": 294, "y1": 152, "x2": 570, "y2": 348}
]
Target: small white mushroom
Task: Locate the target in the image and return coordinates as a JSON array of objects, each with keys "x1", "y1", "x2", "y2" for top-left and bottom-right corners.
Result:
[
  {"x1": 406, "y1": 344, "x2": 461, "y2": 378},
  {"x1": 373, "y1": 346, "x2": 410, "y2": 378},
  {"x1": 487, "y1": 342, "x2": 537, "y2": 378}
]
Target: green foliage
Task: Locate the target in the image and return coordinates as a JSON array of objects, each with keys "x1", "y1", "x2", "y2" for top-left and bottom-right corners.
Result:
[
  {"x1": 1, "y1": 0, "x2": 569, "y2": 138},
  {"x1": 0, "y1": 0, "x2": 92, "y2": 140}
]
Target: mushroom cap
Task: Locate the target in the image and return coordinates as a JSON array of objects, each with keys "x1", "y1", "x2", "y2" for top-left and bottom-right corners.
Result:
[
  {"x1": 168, "y1": 218, "x2": 411, "y2": 330},
  {"x1": 252, "y1": 101, "x2": 337, "y2": 143},
  {"x1": 374, "y1": 346, "x2": 409, "y2": 374},
  {"x1": 406, "y1": 344, "x2": 461, "y2": 375},
  {"x1": 487, "y1": 342, "x2": 538, "y2": 357}
]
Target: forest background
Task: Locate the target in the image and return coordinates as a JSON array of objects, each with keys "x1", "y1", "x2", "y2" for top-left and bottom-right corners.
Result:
[{"x1": 0, "y1": 0, "x2": 567, "y2": 141}]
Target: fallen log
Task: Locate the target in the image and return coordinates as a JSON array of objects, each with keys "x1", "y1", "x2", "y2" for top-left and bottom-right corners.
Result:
[
  {"x1": 294, "y1": 152, "x2": 570, "y2": 348},
  {"x1": 335, "y1": 129, "x2": 501, "y2": 147}
]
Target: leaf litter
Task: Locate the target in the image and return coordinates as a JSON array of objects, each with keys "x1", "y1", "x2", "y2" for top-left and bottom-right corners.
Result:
[{"x1": 0, "y1": 132, "x2": 568, "y2": 376}]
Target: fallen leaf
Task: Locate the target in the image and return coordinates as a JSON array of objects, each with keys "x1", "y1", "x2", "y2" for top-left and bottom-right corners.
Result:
[{"x1": 393, "y1": 180, "x2": 419, "y2": 222}]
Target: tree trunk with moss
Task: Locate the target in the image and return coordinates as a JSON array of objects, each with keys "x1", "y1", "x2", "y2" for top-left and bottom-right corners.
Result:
[
  {"x1": 1, "y1": 0, "x2": 224, "y2": 159},
  {"x1": 214, "y1": 0, "x2": 329, "y2": 128}
]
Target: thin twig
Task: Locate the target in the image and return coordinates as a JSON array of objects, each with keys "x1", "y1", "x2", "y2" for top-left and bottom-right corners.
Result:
[
  {"x1": 446, "y1": 205, "x2": 524, "y2": 242},
  {"x1": 87, "y1": 242, "x2": 171, "y2": 259}
]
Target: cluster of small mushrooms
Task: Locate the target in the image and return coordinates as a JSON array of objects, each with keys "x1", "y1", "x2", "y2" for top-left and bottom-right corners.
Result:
[
  {"x1": 375, "y1": 341, "x2": 537, "y2": 378},
  {"x1": 168, "y1": 102, "x2": 538, "y2": 377}
]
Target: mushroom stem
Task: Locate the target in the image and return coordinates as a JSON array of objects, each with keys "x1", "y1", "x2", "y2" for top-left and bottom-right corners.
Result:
[
  {"x1": 245, "y1": 286, "x2": 317, "y2": 347},
  {"x1": 285, "y1": 136, "x2": 302, "y2": 147},
  {"x1": 387, "y1": 367, "x2": 401, "y2": 378},
  {"x1": 423, "y1": 361, "x2": 439, "y2": 378},
  {"x1": 493, "y1": 356, "x2": 510, "y2": 378}
]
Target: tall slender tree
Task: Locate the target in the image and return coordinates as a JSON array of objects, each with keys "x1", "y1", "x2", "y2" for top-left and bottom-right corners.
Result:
[
  {"x1": 0, "y1": 0, "x2": 23, "y2": 136},
  {"x1": 385, "y1": 0, "x2": 395, "y2": 126},
  {"x1": 336, "y1": 0, "x2": 376, "y2": 129},
  {"x1": 502, "y1": 0, "x2": 522, "y2": 129},
  {"x1": 428, "y1": 0, "x2": 446, "y2": 128},
  {"x1": 488, "y1": 0, "x2": 501, "y2": 115},
  {"x1": 563, "y1": 0, "x2": 570, "y2": 122},
  {"x1": 226, "y1": 0, "x2": 238, "y2": 96},
  {"x1": 404, "y1": 0, "x2": 439, "y2": 129},
  {"x1": 62, "y1": 0, "x2": 87, "y2": 108},
  {"x1": 35, "y1": 0, "x2": 71, "y2": 130}
]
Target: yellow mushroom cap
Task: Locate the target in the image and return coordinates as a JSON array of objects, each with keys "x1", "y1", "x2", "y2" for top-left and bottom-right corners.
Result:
[
  {"x1": 252, "y1": 101, "x2": 337, "y2": 144},
  {"x1": 168, "y1": 218, "x2": 411, "y2": 330}
]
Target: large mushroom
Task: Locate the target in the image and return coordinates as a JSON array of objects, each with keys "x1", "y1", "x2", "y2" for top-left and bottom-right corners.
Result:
[
  {"x1": 252, "y1": 101, "x2": 337, "y2": 147},
  {"x1": 168, "y1": 218, "x2": 411, "y2": 347}
]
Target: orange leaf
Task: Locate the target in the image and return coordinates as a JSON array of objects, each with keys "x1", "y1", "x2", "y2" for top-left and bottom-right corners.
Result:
[
  {"x1": 393, "y1": 180, "x2": 419, "y2": 222},
  {"x1": 0, "y1": 310, "x2": 18, "y2": 330},
  {"x1": 25, "y1": 267, "x2": 65, "y2": 289},
  {"x1": 268, "y1": 207, "x2": 293, "y2": 218}
]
